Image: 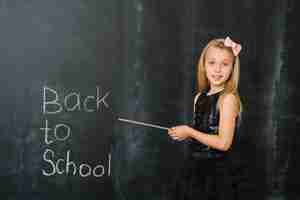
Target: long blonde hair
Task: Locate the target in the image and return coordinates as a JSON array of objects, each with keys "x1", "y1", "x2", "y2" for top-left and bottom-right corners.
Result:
[{"x1": 197, "y1": 38, "x2": 242, "y2": 114}]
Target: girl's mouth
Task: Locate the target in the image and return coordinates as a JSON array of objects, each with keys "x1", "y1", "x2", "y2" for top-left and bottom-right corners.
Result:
[{"x1": 211, "y1": 74, "x2": 223, "y2": 81}]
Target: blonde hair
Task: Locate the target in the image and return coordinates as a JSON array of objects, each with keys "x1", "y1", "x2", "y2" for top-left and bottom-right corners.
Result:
[{"x1": 197, "y1": 38, "x2": 242, "y2": 114}]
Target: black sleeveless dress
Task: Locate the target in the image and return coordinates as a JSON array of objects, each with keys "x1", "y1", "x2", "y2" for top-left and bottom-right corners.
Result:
[{"x1": 182, "y1": 90, "x2": 239, "y2": 200}]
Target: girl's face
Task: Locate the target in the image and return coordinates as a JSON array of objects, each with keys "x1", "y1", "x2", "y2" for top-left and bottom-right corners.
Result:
[{"x1": 204, "y1": 46, "x2": 234, "y2": 90}]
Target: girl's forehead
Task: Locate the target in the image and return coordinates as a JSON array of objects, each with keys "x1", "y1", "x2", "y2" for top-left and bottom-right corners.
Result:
[{"x1": 206, "y1": 46, "x2": 233, "y2": 60}]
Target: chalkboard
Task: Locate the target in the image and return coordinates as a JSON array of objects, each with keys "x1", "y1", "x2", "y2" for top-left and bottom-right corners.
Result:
[
  {"x1": 0, "y1": 1, "x2": 120, "y2": 199},
  {"x1": 0, "y1": 1, "x2": 188, "y2": 199}
]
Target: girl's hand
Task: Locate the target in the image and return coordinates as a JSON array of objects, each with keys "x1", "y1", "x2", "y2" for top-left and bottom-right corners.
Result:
[{"x1": 168, "y1": 125, "x2": 192, "y2": 141}]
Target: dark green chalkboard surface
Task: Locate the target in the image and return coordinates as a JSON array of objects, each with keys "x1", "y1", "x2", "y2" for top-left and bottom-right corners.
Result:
[
  {"x1": 0, "y1": 1, "x2": 121, "y2": 199},
  {"x1": 0, "y1": 1, "x2": 188, "y2": 199}
]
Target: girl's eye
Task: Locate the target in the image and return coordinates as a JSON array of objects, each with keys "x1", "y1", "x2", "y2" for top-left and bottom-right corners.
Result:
[
  {"x1": 223, "y1": 62, "x2": 231, "y2": 67},
  {"x1": 208, "y1": 61, "x2": 215, "y2": 65}
]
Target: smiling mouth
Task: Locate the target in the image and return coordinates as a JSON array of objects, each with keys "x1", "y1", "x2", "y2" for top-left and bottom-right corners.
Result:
[{"x1": 211, "y1": 75, "x2": 223, "y2": 80}]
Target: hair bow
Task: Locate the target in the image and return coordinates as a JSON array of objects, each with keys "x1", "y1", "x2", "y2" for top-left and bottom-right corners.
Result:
[{"x1": 224, "y1": 36, "x2": 242, "y2": 56}]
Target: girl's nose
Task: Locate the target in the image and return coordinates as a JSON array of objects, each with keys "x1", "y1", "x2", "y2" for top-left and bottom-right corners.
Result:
[{"x1": 214, "y1": 64, "x2": 222, "y2": 72}]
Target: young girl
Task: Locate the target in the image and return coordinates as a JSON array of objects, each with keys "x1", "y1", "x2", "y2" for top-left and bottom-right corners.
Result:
[{"x1": 168, "y1": 37, "x2": 242, "y2": 200}]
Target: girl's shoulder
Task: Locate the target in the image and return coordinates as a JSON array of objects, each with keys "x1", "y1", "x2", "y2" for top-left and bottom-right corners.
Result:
[
  {"x1": 221, "y1": 92, "x2": 238, "y2": 99},
  {"x1": 219, "y1": 92, "x2": 241, "y2": 115},
  {"x1": 219, "y1": 92, "x2": 239, "y2": 106}
]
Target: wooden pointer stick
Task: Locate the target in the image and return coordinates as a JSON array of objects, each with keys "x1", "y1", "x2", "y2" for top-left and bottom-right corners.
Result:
[{"x1": 118, "y1": 118, "x2": 169, "y2": 131}]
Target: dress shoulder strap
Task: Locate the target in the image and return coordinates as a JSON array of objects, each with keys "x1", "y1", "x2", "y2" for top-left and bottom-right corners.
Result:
[{"x1": 193, "y1": 92, "x2": 202, "y2": 112}]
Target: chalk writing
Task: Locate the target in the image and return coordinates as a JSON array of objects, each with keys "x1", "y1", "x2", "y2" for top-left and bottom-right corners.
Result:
[
  {"x1": 40, "y1": 119, "x2": 71, "y2": 145},
  {"x1": 43, "y1": 86, "x2": 110, "y2": 114},
  {"x1": 41, "y1": 86, "x2": 112, "y2": 178},
  {"x1": 42, "y1": 149, "x2": 111, "y2": 177}
]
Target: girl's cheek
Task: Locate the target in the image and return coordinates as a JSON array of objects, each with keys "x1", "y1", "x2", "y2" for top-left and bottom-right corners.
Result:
[{"x1": 224, "y1": 66, "x2": 233, "y2": 74}]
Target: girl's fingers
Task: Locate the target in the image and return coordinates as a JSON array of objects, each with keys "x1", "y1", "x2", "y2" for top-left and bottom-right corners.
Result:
[
  {"x1": 168, "y1": 128, "x2": 182, "y2": 141},
  {"x1": 168, "y1": 128, "x2": 175, "y2": 134}
]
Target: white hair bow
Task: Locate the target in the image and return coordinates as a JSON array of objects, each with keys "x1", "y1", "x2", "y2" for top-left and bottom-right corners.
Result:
[{"x1": 224, "y1": 36, "x2": 242, "y2": 56}]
